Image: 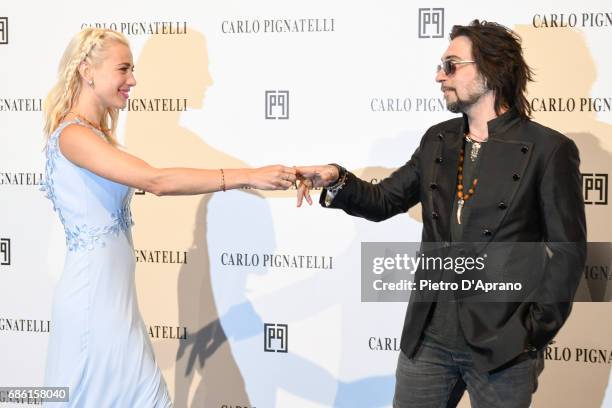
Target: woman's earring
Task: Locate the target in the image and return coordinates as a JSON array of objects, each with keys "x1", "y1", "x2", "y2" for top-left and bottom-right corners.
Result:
[{"x1": 88, "y1": 79, "x2": 94, "y2": 88}]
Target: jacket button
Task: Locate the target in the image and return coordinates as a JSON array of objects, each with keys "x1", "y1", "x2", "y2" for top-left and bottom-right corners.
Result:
[
  {"x1": 432, "y1": 211, "x2": 440, "y2": 220},
  {"x1": 438, "y1": 133, "x2": 444, "y2": 140},
  {"x1": 435, "y1": 156, "x2": 443, "y2": 163},
  {"x1": 521, "y1": 146, "x2": 529, "y2": 153},
  {"x1": 513, "y1": 173, "x2": 520, "y2": 181},
  {"x1": 498, "y1": 201, "x2": 507, "y2": 210},
  {"x1": 430, "y1": 182, "x2": 438, "y2": 190},
  {"x1": 483, "y1": 229, "x2": 492, "y2": 237}
]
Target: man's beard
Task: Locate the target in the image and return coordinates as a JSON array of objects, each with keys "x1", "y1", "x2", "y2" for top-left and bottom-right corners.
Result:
[{"x1": 445, "y1": 80, "x2": 489, "y2": 113}]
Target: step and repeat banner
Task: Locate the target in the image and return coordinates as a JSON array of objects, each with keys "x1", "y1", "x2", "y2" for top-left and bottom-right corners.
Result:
[{"x1": 1, "y1": 1, "x2": 611, "y2": 407}]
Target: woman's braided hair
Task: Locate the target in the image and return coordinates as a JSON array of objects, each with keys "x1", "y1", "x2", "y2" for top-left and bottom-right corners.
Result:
[{"x1": 43, "y1": 28, "x2": 129, "y2": 144}]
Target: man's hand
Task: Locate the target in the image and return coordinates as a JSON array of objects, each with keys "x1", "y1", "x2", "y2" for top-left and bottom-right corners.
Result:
[{"x1": 294, "y1": 165, "x2": 340, "y2": 207}]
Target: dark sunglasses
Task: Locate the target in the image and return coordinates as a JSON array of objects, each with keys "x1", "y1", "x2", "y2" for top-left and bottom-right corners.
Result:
[{"x1": 436, "y1": 59, "x2": 476, "y2": 76}]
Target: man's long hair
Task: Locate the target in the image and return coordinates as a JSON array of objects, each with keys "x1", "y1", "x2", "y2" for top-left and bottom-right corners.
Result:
[{"x1": 450, "y1": 20, "x2": 534, "y2": 119}]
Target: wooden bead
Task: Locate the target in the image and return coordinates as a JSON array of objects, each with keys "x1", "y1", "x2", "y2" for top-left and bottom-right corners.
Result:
[{"x1": 455, "y1": 147, "x2": 479, "y2": 205}]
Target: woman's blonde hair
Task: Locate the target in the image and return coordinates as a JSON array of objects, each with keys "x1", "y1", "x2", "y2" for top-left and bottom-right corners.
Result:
[{"x1": 43, "y1": 28, "x2": 130, "y2": 143}]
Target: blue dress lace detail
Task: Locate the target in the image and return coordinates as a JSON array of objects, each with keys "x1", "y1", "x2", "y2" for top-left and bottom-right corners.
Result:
[{"x1": 41, "y1": 119, "x2": 134, "y2": 251}]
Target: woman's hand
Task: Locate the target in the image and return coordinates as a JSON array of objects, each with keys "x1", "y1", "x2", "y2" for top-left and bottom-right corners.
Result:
[{"x1": 247, "y1": 165, "x2": 297, "y2": 190}]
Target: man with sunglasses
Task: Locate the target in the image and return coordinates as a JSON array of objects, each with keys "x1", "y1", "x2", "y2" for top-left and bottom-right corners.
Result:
[{"x1": 295, "y1": 20, "x2": 586, "y2": 407}]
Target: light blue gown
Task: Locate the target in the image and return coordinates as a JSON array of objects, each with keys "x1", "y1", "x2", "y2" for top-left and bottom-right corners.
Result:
[{"x1": 42, "y1": 119, "x2": 172, "y2": 407}]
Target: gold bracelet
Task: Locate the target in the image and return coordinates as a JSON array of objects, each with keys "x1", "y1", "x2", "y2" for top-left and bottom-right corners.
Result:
[{"x1": 220, "y1": 169, "x2": 226, "y2": 192}]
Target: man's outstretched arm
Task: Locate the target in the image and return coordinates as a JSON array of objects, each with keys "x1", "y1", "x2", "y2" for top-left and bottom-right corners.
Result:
[{"x1": 295, "y1": 140, "x2": 424, "y2": 222}]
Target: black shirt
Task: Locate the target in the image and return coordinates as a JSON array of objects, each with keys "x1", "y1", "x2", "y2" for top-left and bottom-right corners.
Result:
[{"x1": 424, "y1": 137, "x2": 483, "y2": 350}]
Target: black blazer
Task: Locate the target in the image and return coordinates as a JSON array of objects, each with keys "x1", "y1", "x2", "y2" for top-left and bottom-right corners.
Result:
[{"x1": 322, "y1": 109, "x2": 587, "y2": 372}]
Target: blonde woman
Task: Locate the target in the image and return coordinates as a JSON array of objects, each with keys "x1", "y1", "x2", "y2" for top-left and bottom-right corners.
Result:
[{"x1": 41, "y1": 28, "x2": 295, "y2": 406}]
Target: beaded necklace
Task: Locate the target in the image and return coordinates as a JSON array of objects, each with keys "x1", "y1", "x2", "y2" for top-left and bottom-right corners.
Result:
[{"x1": 456, "y1": 146, "x2": 478, "y2": 225}]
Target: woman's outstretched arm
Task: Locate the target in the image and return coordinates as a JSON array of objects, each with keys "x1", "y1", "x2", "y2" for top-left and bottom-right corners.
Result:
[{"x1": 58, "y1": 123, "x2": 296, "y2": 195}]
